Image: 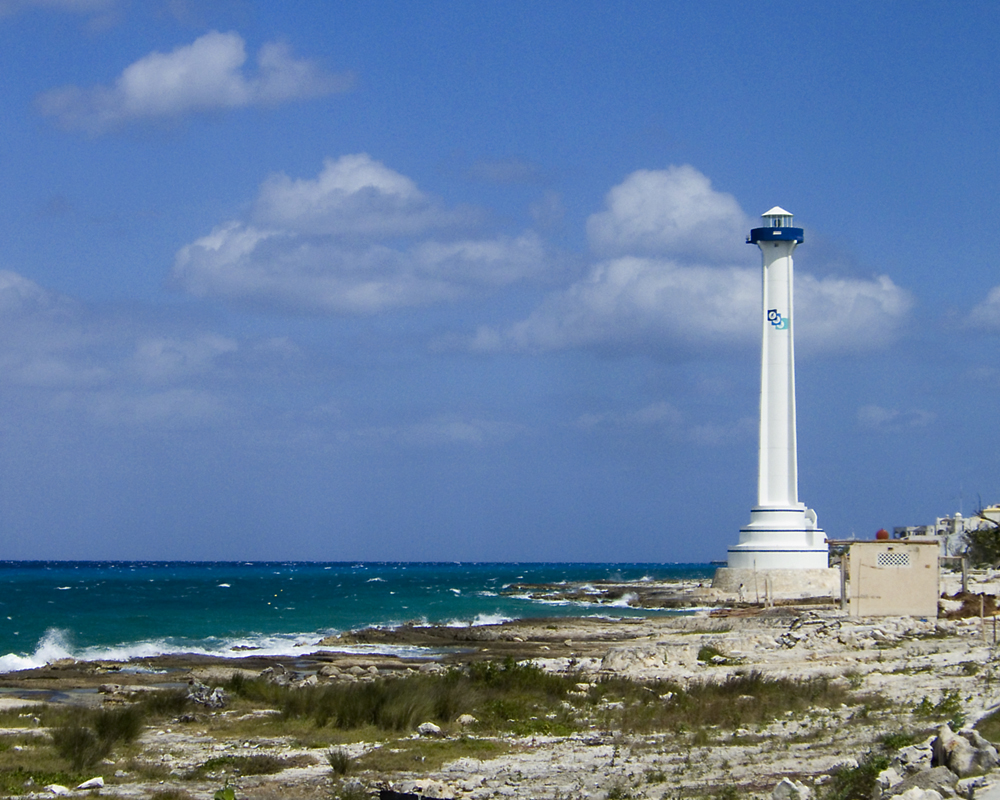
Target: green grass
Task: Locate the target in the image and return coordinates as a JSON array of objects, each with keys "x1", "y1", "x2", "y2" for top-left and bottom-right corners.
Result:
[
  {"x1": 50, "y1": 705, "x2": 145, "y2": 771},
  {"x1": 328, "y1": 746, "x2": 353, "y2": 775},
  {"x1": 592, "y1": 671, "x2": 858, "y2": 734},
  {"x1": 0, "y1": 767, "x2": 90, "y2": 797},
  {"x1": 185, "y1": 753, "x2": 316, "y2": 778},
  {"x1": 915, "y1": 690, "x2": 965, "y2": 728},
  {"x1": 218, "y1": 659, "x2": 869, "y2": 739},
  {"x1": 977, "y1": 707, "x2": 1000, "y2": 743},
  {"x1": 824, "y1": 750, "x2": 891, "y2": 800},
  {"x1": 355, "y1": 736, "x2": 508, "y2": 774}
]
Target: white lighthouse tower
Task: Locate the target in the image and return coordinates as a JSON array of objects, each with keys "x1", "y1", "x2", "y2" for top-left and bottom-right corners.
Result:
[{"x1": 726, "y1": 207, "x2": 828, "y2": 571}]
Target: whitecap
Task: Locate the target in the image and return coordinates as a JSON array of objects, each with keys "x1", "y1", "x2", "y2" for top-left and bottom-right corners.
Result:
[
  {"x1": 0, "y1": 628, "x2": 74, "y2": 673},
  {"x1": 217, "y1": 584, "x2": 231, "y2": 588},
  {"x1": 0, "y1": 627, "x2": 439, "y2": 673}
]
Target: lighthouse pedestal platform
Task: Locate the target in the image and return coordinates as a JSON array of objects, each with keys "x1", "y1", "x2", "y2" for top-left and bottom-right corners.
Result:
[
  {"x1": 728, "y1": 505, "x2": 828, "y2": 570},
  {"x1": 712, "y1": 567, "x2": 840, "y2": 601}
]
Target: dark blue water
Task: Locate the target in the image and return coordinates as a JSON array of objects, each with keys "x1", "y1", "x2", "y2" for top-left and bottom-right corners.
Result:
[{"x1": 0, "y1": 562, "x2": 714, "y2": 672}]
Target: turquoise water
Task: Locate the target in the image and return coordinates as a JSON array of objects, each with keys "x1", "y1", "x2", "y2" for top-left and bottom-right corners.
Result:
[{"x1": 0, "y1": 562, "x2": 714, "y2": 672}]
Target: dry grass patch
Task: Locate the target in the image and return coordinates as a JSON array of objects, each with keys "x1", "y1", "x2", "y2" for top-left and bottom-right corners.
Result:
[{"x1": 356, "y1": 736, "x2": 508, "y2": 774}]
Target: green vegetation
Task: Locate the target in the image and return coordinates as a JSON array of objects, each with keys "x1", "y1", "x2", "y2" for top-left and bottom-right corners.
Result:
[
  {"x1": 916, "y1": 689, "x2": 965, "y2": 728},
  {"x1": 880, "y1": 730, "x2": 922, "y2": 751},
  {"x1": 50, "y1": 705, "x2": 144, "y2": 771},
  {"x1": 187, "y1": 753, "x2": 314, "y2": 778},
  {"x1": 0, "y1": 688, "x2": 196, "y2": 792},
  {"x1": 328, "y1": 746, "x2": 353, "y2": 776},
  {"x1": 356, "y1": 737, "x2": 507, "y2": 773},
  {"x1": 976, "y1": 706, "x2": 1000, "y2": 743},
  {"x1": 221, "y1": 660, "x2": 862, "y2": 739},
  {"x1": 824, "y1": 750, "x2": 891, "y2": 800}
]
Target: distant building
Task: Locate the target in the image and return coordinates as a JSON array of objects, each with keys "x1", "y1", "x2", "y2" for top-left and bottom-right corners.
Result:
[{"x1": 894, "y1": 507, "x2": 1000, "y2": 556}]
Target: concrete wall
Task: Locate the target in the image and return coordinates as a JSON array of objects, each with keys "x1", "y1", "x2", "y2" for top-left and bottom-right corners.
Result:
[{"x1": 847, "y1": 540, "x2": 939, "y2": 617}]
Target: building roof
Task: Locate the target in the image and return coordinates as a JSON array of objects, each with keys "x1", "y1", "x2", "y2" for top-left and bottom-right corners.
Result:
[{"x1": 762, "y1": 206, "x2": 793, "y2": 217}]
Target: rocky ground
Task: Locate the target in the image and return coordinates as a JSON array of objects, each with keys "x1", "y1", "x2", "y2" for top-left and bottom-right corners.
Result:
[{"x1": 1, "y1": 571, "x2": 1000, "y2": 800}]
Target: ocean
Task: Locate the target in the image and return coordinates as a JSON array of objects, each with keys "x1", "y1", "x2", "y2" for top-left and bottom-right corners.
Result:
[{"x1": 0, "y1": 562, "x2": 714, "y2": 674}]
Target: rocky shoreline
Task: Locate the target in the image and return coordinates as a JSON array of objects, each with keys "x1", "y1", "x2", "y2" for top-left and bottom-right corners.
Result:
[{"x1": 1, "y1": 571, "x2": 999, "y2": 800}]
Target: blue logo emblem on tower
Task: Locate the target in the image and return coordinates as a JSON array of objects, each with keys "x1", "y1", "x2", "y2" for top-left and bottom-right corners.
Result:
[{"x1": 767, "y1": 309, "x2": 789, "y2": 330}]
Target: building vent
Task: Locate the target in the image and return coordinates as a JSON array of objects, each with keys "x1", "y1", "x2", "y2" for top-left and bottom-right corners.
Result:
[{"x1": 877, "y1": 551, "x2": 911, "y2": 568}]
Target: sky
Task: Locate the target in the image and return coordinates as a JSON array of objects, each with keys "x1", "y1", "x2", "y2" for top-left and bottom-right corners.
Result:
[{"x1": 0, "y1": 1, "x2": 999, "y2": 561}]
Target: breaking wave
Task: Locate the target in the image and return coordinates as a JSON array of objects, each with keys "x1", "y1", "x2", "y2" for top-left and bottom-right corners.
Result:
[{"x1": 0, "y1": 626, "x2": 436, "y2": 674}]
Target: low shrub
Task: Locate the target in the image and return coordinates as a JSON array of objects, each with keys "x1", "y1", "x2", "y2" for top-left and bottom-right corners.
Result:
[
  {"x1": 824, "y1": 751, "x2": 890, "y2": 800},
  {"x1": 50, "y1": 705, "x2": 144, "y2": 771},
  {"x1": 328, "y1": 746, "x2": 352, "y2": 776}
]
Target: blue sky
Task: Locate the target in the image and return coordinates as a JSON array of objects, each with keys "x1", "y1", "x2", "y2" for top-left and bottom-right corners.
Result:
[{"x1": 0, "y1": 0, "x2": 998, "y2": 561}]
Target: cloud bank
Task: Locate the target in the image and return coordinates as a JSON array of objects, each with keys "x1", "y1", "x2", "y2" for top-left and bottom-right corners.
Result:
[
  {"x1": 37, "y1": 31, "x2": 351, "y2": 132},
  {"x1": 174, "y1": 158, "x2": 912, "y2": 354},
  {"x1": 473, "y1": 164, "x2": 913, "y2": 357},
  {"x1": 172, "y1": 153, "x2": 553, "y2": 314}
]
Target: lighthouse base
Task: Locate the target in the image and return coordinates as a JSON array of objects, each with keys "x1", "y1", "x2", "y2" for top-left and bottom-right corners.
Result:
[
  {"x1": 727, "y1": 504, "x2": 828, "y2": 570},
  {"x1": 712, "y1": 567, "x2": 840, "y2": 600}
]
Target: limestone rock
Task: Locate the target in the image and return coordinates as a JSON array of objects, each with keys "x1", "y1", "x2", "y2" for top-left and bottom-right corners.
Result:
[
  {"x1": 418, "y1": 721, "x2": 444, "y2": 737},
  {"x1": 892, "y1": 743, "x2": 934, "y2": 775},
  {"x1": 894, "y1": 788, "x2": 943, "y2": 800},
  {"x1": 877, "y1": 767, "x2": 904, "y2": 791},
  {"x1": 76, "y1": 777, "x2": 104, "y2": 790},
  {"x1": 187, "y1": 682, "x2": 227, "y2": 708},
  {"x1": 44, "y1": 785, "x2": 70, "y2": 796},
  {"x1": 887, "y1": 766, "x2": 958, "y2": 798},
  {"x1": 932, "y1": 724, "x2": 994, "y2": 777},
  {"x1": 456, "y1": 714, "x2": 478, "y2": 727},
  {"x1": 772, "y1": 777, "x2": 812, "y2": 800},
  {"x1": 959, "y1": 729, "x2": 999, "y2": 772}
]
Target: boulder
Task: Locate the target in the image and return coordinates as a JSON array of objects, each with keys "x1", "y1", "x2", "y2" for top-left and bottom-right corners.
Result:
[
  {"x1": 886, "y1": 766, "x2": 957, "y2": 798},
  {"x1": 187, "y1": 682, "x2": 227, "y2": 708},
  {"x1": 417, "y1": 721, "x2": 444, "y2": 737},
  {"x1": 877, "y1": 767, "x2": 904, "y2": 791},
  {"x1": 772, "y1": 777, "x2": 812, "y2": 800},
  {"x1": 894, "y1": 788, "x2": 943, "y2": 800},
  {"x1": 959, "y1": 729, "x2": 999, "y2": 772},
  {"x1": 892, "y1": 744, "x2": 934, "y2": 775},
  {"x1": 933, "y1": 725, "x2": 991, "y2": 777},
  {"x1": 76, "y1": 777, "x2": 104, "y2": 790}
]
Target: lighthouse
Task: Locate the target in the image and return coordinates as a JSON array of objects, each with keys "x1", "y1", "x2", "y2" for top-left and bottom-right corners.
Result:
[{"x1": 726, "y1": 207, "x2": 828, "y2": 570}]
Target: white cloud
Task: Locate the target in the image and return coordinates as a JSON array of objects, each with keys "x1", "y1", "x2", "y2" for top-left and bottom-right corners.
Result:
[
  {"x1": 0, "y1": 269, "x2": 255, "y2": 429},
  {"x1": 79, "y1": 388, "x2": 234, "y2": 427},
  {"x1": 36, "y1": 31, "x2": 351, "y2": 133},
  {"x1": 253, "y1": 154, "x2": 467, "y2": 237},
  {"x1": 573, "y1": 400, "x2": 753, "y2": 447},
  {"x1": 968, "y1": 285, "x2": 1000, "y2": 328},
  {"x1": 173, "y1": 155, "x2": 552, "y2": 314},
  {"x1": 470, "y1": 165, "x2": 913, "y2": 357},
  {"x1": 586, "y1": 164, "x2": 750, "y2": 261},
  {"x1": 473, "y1": 258, "x2": 911, "y2": 355},
  {"x1": 472, "y1": 256, "x2": 758, "y2": 354},
  {"x1": 858, "y1": 404, "x2": 935, "y2": 431},
  {"x1": 575, "y1": 401, "x2": 684, "y2": 431},
  {"x1": 795, "y1": 273, "x2": 913, "y2": 352},
  {"x1": 349, "y1": 417, "x2": 525, "y2": 447},
  {"x1": 133, "y1": 334, "x2": 237, "y2": 383}
]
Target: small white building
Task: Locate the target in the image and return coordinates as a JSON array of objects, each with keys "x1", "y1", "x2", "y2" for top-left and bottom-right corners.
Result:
[{"x1": 847, "y1": 539, "x2": 939, "y2": 617}]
